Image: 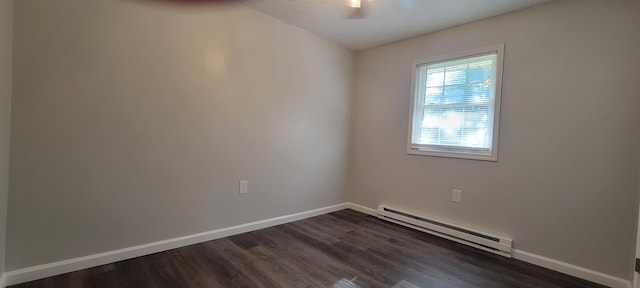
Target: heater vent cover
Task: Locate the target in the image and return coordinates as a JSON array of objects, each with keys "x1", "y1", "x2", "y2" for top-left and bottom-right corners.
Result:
[{"x1": 377, "y1": 205, "x2": 513, "y2": 257}]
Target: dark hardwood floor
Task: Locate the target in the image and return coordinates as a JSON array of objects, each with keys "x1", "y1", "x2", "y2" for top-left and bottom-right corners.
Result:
[{"x1": 11, "y1": 209, "x2": 607, "y2": 288}]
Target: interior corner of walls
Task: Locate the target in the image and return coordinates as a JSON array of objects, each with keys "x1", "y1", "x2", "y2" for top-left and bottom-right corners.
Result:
[
  {"x1": 0, "y1": 0, "x2": 14, "y2": 281},
  {"x1": 345, "y1": 202, "x2": 377, "y2": 215},
  {"x1": 512, "y1": 249, "x2": 631, "y2": 288}
]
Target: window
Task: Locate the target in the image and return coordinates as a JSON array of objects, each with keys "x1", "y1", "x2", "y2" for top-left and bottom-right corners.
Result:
[{"x1": 408, "y1": 45, "x2": 504, "y2": 161}]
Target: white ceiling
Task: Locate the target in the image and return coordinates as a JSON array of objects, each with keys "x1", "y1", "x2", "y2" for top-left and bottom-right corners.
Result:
[{"x1": 244, "y1": 0, "x2": 553, "y2": 50}]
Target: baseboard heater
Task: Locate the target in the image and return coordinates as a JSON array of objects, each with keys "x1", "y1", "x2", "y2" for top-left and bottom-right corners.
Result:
[{"x1": 377, "y1": 205, "x2": 513, "y2": 258}]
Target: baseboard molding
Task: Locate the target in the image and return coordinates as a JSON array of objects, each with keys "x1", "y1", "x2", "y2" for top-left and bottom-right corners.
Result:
[
  {"x1": 512, "y1": 249, "x2": 631, "y2": 288},
  {"x1": 345, "y1": 202, "x2": 377, "y2": 215},
  {"x1": 348, "y1": 202, "x2": 632, "y2": 288},
  {"x1": 0, "y1": 272, "x2": 7, "y2": 288},
  {"x1": 5, "y1": 202, "x2": 633, "y2": 288},
  {"x1": 5, "y1": 203, "x2": 349, "y2": 286}
]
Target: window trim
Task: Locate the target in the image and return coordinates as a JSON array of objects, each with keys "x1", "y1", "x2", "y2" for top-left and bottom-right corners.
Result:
[{"x1": 407, "y1": 44, "x2": 504, "y2": 161}]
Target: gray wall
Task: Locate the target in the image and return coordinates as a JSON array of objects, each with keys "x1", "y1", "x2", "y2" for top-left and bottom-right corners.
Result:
[
  {"x1": 349, "y1": 0, "x2": 640, "y2": 279},
  {"x1": 6, "y1": 0, "x2": 640, "y2": 281},
  {"x1": 0, "y1": 0, "x2": 13, "y2": 277},
  {"x1": 7, "y1": 0, "x2": 353, "y2": 270}
]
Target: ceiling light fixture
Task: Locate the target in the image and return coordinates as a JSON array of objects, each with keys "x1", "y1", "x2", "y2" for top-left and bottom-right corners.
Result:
[{"x1": 345, "y1": 0, "x2": 361, "y2": 8}]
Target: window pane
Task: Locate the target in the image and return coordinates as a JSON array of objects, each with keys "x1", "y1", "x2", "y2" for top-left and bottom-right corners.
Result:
[
  {"x1": 444, "y1": 65, "x2": 466, "y2": 85},
  {"x1": 468, "y1": 60, "x2": 492, "y2": 83},
  {"x1": 466, "y1": 83, "x2": 491, "y2": 103},
  {"x1": 420, "y1": 107, "x2": 461, "y2": 146},
  {"x1": 417, "y1": 106, "x2": 490, "y2": 148},
  {"x1": 461, "y1": 106, "x2": 490, "y2": 148},
  {"x1": 443, "y1": 85, "x2": 465, "y2": 104},
  {"x1": 426, "y1": 69, "x2": 444, "y2": 87},
  {"x1": 425, "y1": 87, "x2": 443, "y2": 104}
]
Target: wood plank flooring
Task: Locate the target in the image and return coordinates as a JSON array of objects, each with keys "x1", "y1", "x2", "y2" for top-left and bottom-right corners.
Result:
[{"x1": 10, "y1": 209, "x2": 607, "y2": 288}]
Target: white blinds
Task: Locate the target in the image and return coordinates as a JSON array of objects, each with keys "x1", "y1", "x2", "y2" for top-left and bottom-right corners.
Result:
[{"x1": 411, "y1": 53, "x2": 497, "y2": 155}]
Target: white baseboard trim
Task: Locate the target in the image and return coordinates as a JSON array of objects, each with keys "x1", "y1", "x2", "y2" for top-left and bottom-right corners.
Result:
[
  {"x1": 513, "y1": 249, "x2": 631, "y2": 288},
  {"x1": 345, "y1": 202, "x2": 377, "y2": 215},
  {"x1": 4, "y1": 202, "x2": 632, "y2": 288},
  {"x1": 0, "y1": 272, "x2": 7, "y2": 288},
  {"x1": 348, "y1": 202, "x2": 632, "y2": 288},
  {"x1": 5, "y1": 203, "x2": 349, "y2": 286}
]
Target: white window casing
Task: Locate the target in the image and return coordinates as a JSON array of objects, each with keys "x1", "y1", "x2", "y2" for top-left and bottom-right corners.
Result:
[{"x1": 407, "y1": 44, "x2": 504, "y2": 161}]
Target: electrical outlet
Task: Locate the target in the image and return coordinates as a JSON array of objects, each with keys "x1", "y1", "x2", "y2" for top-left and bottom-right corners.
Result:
[
  {"x1": 452, "y1": 189, "x2": 462, "y2": 203},
  {"x1": 239, "y1": 181, "x2": 248, "y2": 194}
]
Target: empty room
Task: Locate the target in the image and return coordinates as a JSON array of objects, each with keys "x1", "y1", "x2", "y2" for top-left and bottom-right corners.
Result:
[{"x1": 0, "y1": 0, "x2": 639, "y2": 287}]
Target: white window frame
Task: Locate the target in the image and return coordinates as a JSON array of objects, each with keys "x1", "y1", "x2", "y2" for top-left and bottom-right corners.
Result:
[{"x1": 407, "y1": 44, "x2": 504, "y2": 161}]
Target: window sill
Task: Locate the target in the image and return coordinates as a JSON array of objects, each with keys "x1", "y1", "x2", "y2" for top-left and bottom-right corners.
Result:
[{"x1": 407, "y1": 148, "x2": 498, "y2": 162}]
